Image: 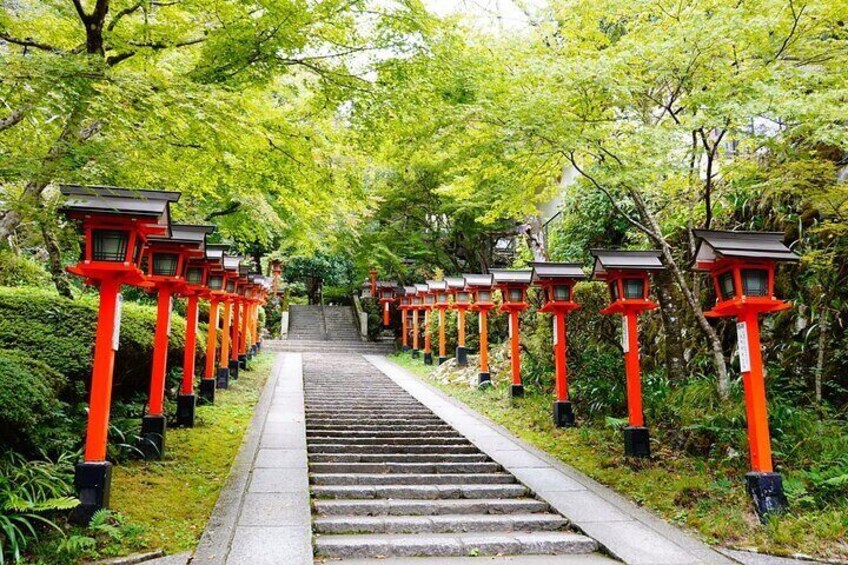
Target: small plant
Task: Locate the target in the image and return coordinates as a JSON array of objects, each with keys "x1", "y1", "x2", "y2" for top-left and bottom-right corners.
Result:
[{"x1": 0, "y1": 451, "x2": 79, "y2": 564}]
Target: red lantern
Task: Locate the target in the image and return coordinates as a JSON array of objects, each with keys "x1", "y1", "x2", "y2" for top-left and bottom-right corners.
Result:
[
  {"x1": 60, "y1": 184, "x2": 178, "y2": 523},
  {"x1": 531, "y1": 262, "x2": 586, "y2": 427},
  {"x1": 491, "y1": 269, "x2": 533, "y2": 397},
  {"x1": 399, "y1": 287, "x2": 416, "y2": 352},
  {"x1": 140, "y1": 225, "x2": 214, "y2": 458},
  {"x1": 426, "y1": 280, "x2": 450, "y2": 364},
  {"x1": 591, "y1": 250, "x2": 664, "y2": 458},
  {"x1": 199, "y1": 244, "x2": 229, "y2": 404},
  {"x1": 445, "y1": 277, "x2": 471, "y2": 366},
  {"x1": 465, "y1": 273, "x2": 495, "y2": 386},
  {"x1": 377, "y1": 281, "x2": 397, "y2": 328},
  {"x1": 693, "y1": 229, "x2": 798, "y2": 519},
  {"x1": 412, "y1": 284, "x2": 429, "y2": 359}
]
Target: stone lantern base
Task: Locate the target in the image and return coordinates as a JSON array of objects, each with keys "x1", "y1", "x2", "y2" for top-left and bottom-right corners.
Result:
[
  {"x1": 510, "y1": 384, "x2": 524, "y2": 398},
  {"x1": 624, "y1": 426, "x2": 651, "y2": 458},
  {"x1": 176, "y1": 394, "x2": 196, "y2": 427},
  {"x1": 746, "y1": 472, "x2": 788, "y2": 521},
  {"x1": 411, "y1": 349, "x2": 420, "y2": 359},
  {"x1": 553, "y1": 401, "x2": 576, "y2": 428},
  {"x1": 455, "y1": 346, "x2": 468, "y2": 366},
  {"x1": 199, "y1": 379, "x2": 216, "y2": 404},
  {"x1": 71, "y1": 461, "x2": 112, "y2": 525},
  {"x1": 140, "y1": 414, "x2": 167, "y2": 460},
  {"x1": 424, "y1": 352, "x2": 433, "y2": 365},
  {"x1": 478, "y1": 372, "x2": 491, "y2": 388},
  {"x1": 216, "y1": 367, "x2": 230, "y2": 389},
  {"x1": 228, "y1": 359, "x2": 240, "y2": 380}
]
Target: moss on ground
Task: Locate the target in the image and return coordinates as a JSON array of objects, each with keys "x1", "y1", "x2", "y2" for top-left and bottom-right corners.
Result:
[
  {"x1": 389, "y1": 352, "x2": 848, "y2": 561},
  {"x1": 107, "y1": 353, "x2": 274, "y2": 556}
]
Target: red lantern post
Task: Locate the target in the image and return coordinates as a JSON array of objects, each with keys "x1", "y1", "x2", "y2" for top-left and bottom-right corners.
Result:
[
  {"x1": 412, "y1": 284, "x2": 428, "y2": 359},
  {"x1": 217, "y1": 256, "x2": 240, "y2": 388},
  {"x1": 369, "y1": 269, "x2": 378, "y2": 297},
  {"x1": 427, "y1": 280, "x2": 450, "y2": 364},
  {"x1": 140, "y1": 224, "x2": 214, "y2": 458},
  {"x1": 400, "y1": 287, "x2": 415, "y2": 351},
  {"x1": 531, "y1": 263, "x2": 586, "y2": 427},
  {"x1": 60, "y1": 185, "x2": 178, "y2": 522},
  {"x1": 378, "y1": 282, "x2": 397, "y2": 328},
  {"x1": 693, "y1": 230, "x2": 798, "y2": 519},
  {"x1": 465, "y1": 274, "x2": 495, "y2": 387},
  {"x1": 200, "y1": 245, "x2": 229, "y2": 404},
  {"x1": 422, "y1": 285, "x2": 436, "y2": 365},
  {"x1": 446, "y1": 277, "x2": 471, "y2": 366},
  {"x1": 591, "y1": 250, "x2": 665, "y2": 458},
  {"x1": 492, "y1": 269, "x2": 533, "y2": 398}
]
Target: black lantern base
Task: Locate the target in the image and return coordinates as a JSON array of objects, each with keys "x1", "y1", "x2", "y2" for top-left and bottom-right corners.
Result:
[
  {"x1": 199, "y1": 378, "x2": 216, "y2": 404},
  {"x1": 140, "y1": 415, "x2": 167, "y2": 460},
  {"x1": 746, "y1": 472, "x2": 788, "y2": 521},
  {"x1": 456, "y1": 346, "x2": 468, "y2": 366},
  {"x1": 175, "y1": 394, "x2": 196, "y2": 428},
  {"x1": 238, "y1": 354, "x2": 248, "y2": 370},
  {"x1": 228, "y1": 359, "x2": 240, "y2": 380},
  {"x1": 216, "y1": 367, "x2": 230, "y2": 389},
  {"x1": 246, "y1": 348, "x2": 254, "y2": 361},
  {"x1": 624, "y1": 426, "x2": 651, "y2": 458},
  {"x1": 412, "y1": 349, "x2": 420, "y2": 359},
  {"x1": 438, "y1": 356, "x2": 448, "y2": 365},
  {"x1": 402, "y1": 345, "x2": 410, "y2": 352},
  {"x1": 424, "y1": 353, "x2": 433, "y2": 365},
  {"x1": 510, "y1": 384, "x2": 524, "y2": 398},
  {"x1": 478, "y1": 372, "x2": 491, "y2": 388},
  {"x1": 553, "y1": 401, "x2": 576, "y2": 428},
  {"x1": 71, "y1": 461, "x2": 112, "y2": 525}
]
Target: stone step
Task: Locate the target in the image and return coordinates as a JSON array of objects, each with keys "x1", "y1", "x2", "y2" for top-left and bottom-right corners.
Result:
[
  {"x1": 314, "y1": 498, "x2": 551, "y2": 517},
  {"x1": 313, "y1": 513, "x2": 568, "y2": 534},
  {"x1": 307, "y1": 424, "x2": 454, "y2": 432},
  {"x1": 310, "y1": 473, "x2": 515, "y2": 486},
  {"x1": 313, "y1": 531, "x2": 598, "y2": 559},
  {"x1": 310, "y1": 462, "x2": 501, "y2": 474},
  {"x1": 311, "y1": 484, "x2": 530, "y2": 500},
  {"x1": 309, "y1": 453, "x2": 490, "y2": 464},
  {"x1": 322, "y1": 556, "x2": 618, "y2": 565},
  {"x1": 308, "y1": 444, "x2": 481, "y2": 455},
  {"x1": 306, "y1": 431, "x2": 464, "y2": 439},
  {"x1": 306, "y1": 418, "x2": 446, "y2": 426},
  {"x1": 308, "y1": 437, "x2": 471, "y2": 446}
]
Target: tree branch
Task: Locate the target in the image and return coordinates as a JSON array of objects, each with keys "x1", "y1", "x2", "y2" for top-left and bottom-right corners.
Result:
[
  {"x1": 107, "y1": 1, "x2": 144, "y2": 31},
  {"x1": 0, "y1": 107, "x2": 27, "y2": 133},
  {"x1": 204, "y1": 202, "x2": 242, "y2": 221},
  {"x1": 0, "y1": 33, "x2": 61, "y2": 52}
]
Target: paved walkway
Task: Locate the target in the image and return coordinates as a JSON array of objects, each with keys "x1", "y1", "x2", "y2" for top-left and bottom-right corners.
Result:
[{"x1": 187, "y1": 351, "x2": 760, "y2": 565}]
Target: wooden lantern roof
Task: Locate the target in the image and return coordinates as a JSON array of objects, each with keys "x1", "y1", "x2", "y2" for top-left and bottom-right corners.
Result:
[
  {"x1": 530, "y1": 262, "x2": 587, "y2": 282},
  {"x1": 692, "y1": 230, "x2": 799, "y2": 266},
  {"x1": 426, "y1": 280, "x2": 448, "y2": 292},
  {"x1": 205, "y1": 244, "x2": 228, "y2": 263},
  {"x1": 463, "y1": 273, "x2": 494, "y2": 288},
  {"x1": 223, "y1": 256, "x2": 241, "y2": 272},
  {"x1": 444, "y1": 277, "x2": 466, "y2": 290},
  {"x1": 149, "y1": 224, "x2": 214, "y2": 249},
  {"x1": 403, "y1": 286, "x2": 417, "y2": 296},
  {"x1": 414, "y1": 283, "x2": 429, "y2": 294},
  {"x1": 490, "y1": 269, "x2": 533, "y2": 286},
  {"x1": 60, "y1": 184, "x2": 179, "y2": 231},
  {"x1": 590, "y1": 250, "x2": 664, "y2": 278}
]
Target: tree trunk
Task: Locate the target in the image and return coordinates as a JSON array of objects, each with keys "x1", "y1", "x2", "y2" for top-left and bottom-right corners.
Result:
[
  {"x1": 40, "y1": 222, "x2": 74, "y2": 299},
  {"x1": 628, "y1": 188, "x2": 731, "y2": 396},
  {"x1": 521, "y1": 215, "x2": 548, "y2": 261},
  {"x1": 654, "y1": 269, "x2": 687, "y2": 382},
  {"x1": 814, "y1": 307, "x2": 829, "y2": 416}
]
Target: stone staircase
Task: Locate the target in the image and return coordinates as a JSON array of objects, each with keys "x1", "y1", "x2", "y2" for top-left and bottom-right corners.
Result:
[
  {"x1": 303, "y1": 354, "x2": 601, "y2": 561},
  {"x1": 271, "y1": 304, "x2": 395, "y2": 354}
]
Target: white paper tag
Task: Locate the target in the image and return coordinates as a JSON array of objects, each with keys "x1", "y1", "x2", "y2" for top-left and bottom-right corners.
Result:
[
  {"x1": 166, "y1": 296, "x2": 173, "y2": 336},
  {"x1": 112, "y1": 294, "x2": 123, "y2": 351},
  {"x1": 621, "y1": 317, "x2": 629, "y2": 353},
  {"x1": 553, "y1": 317, "x2": 558, "y2": 345},
  {"x1": 737, "y1": 322, "x2": 751, "y2": 372},
  {"x1": 508, "y1": 316, "x2": 513, "y2": 338}
]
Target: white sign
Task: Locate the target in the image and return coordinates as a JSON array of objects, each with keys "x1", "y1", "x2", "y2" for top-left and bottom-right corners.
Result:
[
  {"x1": 737, "y1": 322, "x2": 751, "y2": 372},
  {"x1": 621, "y1": 317, "x2": 629, "y2": 353},
  {"x1": 112, "y1": 294, "x2": 123, "y2": 351},
  {"x1": 508, "y1": 316, "x2": 514, "y2": 338},
  {"x1": 553, "y1": 317, "x2": 558, "y2": 345},
  {"x1": 166, "y1": 296, "x2": 173, "y2": 336}
]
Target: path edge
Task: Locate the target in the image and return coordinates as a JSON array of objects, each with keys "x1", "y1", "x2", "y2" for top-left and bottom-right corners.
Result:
[{"x1": 190, "y1": 354, "x2": 285, "y2": 565}]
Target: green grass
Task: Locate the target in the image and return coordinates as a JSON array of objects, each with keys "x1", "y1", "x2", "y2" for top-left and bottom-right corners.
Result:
[
  {"x1": 27, "y1": 353, "x2": 274, "y2": 564},
  {"x1": 389, "y1": 352, "x2": 848, "y2": 561}
]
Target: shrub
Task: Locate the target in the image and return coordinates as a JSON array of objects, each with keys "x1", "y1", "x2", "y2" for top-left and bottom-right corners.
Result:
[
  {"x1": 0, "y1": 251, "x2": 52, "y2": 289},
  {"x1": 0, "y1": 287, "x2": 203, "y2": 401},
  {"x1": 0, "y1": 351, "x2": 75, "y2": 456}
]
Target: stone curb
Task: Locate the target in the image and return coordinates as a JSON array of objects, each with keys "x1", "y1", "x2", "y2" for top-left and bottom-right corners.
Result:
[{"x1": 191, "y1": 355, "x2": 285, "y2": 565}]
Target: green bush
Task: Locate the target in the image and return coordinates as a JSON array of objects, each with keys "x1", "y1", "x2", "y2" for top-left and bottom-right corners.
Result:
[
  {"x1": 0, "y1": 287, "x2": 204, "y2": 401},
  {"x1": 322, "y1": 285, "x2": 353, "y2": 305},
  {"x1": 0, "y1": 351, "x2": 75, "y2": 456},
  {"x1": 0, "y1": 251, "x2": 52, "y2": 289}
]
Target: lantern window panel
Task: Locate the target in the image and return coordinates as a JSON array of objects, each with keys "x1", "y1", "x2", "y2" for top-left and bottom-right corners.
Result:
[
  {"x1": 553, "y1": 284, "x2": 571, "y2": 301},
  {"x1": 424, "y1": 295, "x2": 435, "y2": 305},
  {"x1": 152, "y1": 253, "x2": 180, "y2": 277},
  {"x1": 457, "y1": 291, "x2": 470, "y2": 303},
  {"x1": 623, "y1": 278, "x2": 645, "y2": 300},
  {"x1": 477, "y1": 290, "x2": 491, "y2": 303},
  {"x1": 508, "y1": 288, "x2": 523, "y2": 303},
  {"x1": 208, "y1": 275, "x2": 224, "y2": 290},
  {"x1": 718, "y1": 271, "x2": 736, "y2": 300},
  {"x1": 226, "y1": 281, "x2": 236, "y2": 293},
  {"x1": 437, "y1": 293, "x2": 448, "y2": 304},
  {"x1": 742, "y1": 269, "x2": 769, "y2": 297},
  {"x1": 186, "y1": 267, "x2": 204, "y2": 285},
  {"x1": 92, "y1": 229, "x2": 130, "y2": 262}
]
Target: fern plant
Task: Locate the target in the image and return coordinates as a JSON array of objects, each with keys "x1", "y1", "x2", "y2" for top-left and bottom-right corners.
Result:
[{"x1": 0, "y1": 451, "x2": 79, "y2": 564}]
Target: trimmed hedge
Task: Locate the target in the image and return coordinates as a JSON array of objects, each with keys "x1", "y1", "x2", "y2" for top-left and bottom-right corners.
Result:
[{"x1": 0, "y1": 287, "x2": 208, "y2": 400}]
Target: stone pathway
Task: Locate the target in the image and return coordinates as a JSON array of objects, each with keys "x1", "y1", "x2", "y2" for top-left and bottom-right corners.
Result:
[{"x1": 303, "y1": 353, "x2": 604, "y2": 562}]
